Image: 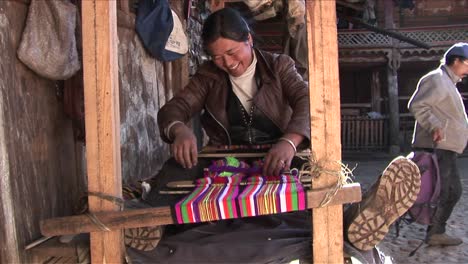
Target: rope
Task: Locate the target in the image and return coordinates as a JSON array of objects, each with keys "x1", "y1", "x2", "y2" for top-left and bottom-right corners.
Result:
[
  {"x1": 85, "y1": 212, "x2": 111, "y2": 232},
  {"x1": 86, "y1": 191, "x2": 125, "y2": 210},
  {"x1": 79, "y1": 191, "x2": 125, "y2": 232},
  {"x1": 298, "y1": 154, "x2": 355, "y2": 207}
]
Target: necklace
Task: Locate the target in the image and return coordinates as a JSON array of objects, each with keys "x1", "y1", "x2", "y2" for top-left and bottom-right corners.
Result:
[{"x1": 239, "y1": 102, "x2": 255, "y2": 144}]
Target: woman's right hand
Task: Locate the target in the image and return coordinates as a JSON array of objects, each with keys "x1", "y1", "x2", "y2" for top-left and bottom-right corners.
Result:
[{"x1": 170, "y1": 124, "x2": 198, "y2": 169}]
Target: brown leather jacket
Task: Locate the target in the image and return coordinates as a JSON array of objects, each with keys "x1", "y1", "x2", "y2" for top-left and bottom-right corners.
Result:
[{"x1": 158, "y1": 49, "x2": 310, "y2": 146}]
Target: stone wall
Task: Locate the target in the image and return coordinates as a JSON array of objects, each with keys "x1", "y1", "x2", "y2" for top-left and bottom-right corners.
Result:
[{"x1": 117, "y1": 10, "x2": 170, "y2": 183}]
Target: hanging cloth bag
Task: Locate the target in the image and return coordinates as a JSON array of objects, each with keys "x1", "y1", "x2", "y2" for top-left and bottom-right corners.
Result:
[{"x1": 17, "y1": 0, "x2": 81, "y2": 80}]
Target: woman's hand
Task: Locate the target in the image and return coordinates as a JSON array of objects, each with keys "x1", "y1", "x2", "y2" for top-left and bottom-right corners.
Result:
[
  {"x1": 263, "y1": 140, "x2": 296, "y2": 176},
  {"x1": 263, "y1": 134, "x2": 304, "y2": 176},
  {"x1": 171, "y1": 124, "x2": 198, "y2": 169}
]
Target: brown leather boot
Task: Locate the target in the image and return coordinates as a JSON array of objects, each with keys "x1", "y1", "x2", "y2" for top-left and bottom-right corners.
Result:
[
  {"x1": 345, "y1": 156, "x2": 421, "y2": 251},
  {"x1": 426, "y1": 233, "x2": 463, "y2": 246}
]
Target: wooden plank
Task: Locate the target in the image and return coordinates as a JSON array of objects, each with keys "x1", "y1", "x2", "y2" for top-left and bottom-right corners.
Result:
[
  {"x1": 341, "y1": 120, "x2": 346, "y2": 149},
  {"x1": 346, "y1": 120, "x2": 351, "y2": 150},
  {"x1": 378, "y1": 120, "x2": 382, "y2": 148},
  {"x1": 363, "y1": 119, "x2": 367, "y2": 149},
  {"x1": 81, "y1": 1, "x2": 123, "y2": 263},
  {"x1": 356, "y1": 119, "x2": 360, "y2": 148},
  {"x1": 306, "y1": 0, "x2": 344, "y2": 263},
  {"x1": 350, "y1": 118, "x2": 355, "y2": 149},
  {"x1": 197, "y1": 151, "x2": 311, "y2": 158},
  {"x1": 29, "y1": 236, "x2": 88, "y2": 260},
  {"x1": 341, "y1": 103, "x2": 371, "y2": 108},
  {"x1": 40, "y1": 183, "x2": 361, "y2": 237}
]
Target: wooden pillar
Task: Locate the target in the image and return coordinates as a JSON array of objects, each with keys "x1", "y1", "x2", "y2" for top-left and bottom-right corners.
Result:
[
  {"x1": 371, "y1": 70, "x2": 381, "y2": 113},
  {"x1": 384, "y1": 0, "x2": 400, "y2": 155},
  {"x1": 386, "y1": 58, "x2": 400, "y2": 154},
  {"x1": 306, "y1": 1, "x2": 343, "y2": 263},
  {"x1": 82, "y1": 1, "x2": 123, "y2": 263}
]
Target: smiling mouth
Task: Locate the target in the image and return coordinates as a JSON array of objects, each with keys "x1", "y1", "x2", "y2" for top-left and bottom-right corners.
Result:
[{"x1": 228, "y1": 63, "x2": 239, "y2": 70}]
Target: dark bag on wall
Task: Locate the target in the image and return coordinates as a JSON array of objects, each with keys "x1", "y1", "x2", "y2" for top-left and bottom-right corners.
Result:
[
  {"x1": 17, "y1": 0, "x2": 81, "y2": 80},
  {"x1": 136, "y1": 0, "x2": 188, "y2": 61}
]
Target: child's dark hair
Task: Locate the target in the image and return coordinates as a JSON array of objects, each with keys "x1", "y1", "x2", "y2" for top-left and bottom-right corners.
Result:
[{"x1": 201, "y1": 8, "x2": 251, "y2": 47}]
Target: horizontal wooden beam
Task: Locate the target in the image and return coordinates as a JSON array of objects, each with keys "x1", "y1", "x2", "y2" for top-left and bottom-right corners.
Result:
[
  {"x1": 198, "y1": 151, "x2": 311, "y2": 158},
  {"x1": 40, "y1": 183, "x2": 361, "y2": 237},
  {"x1": 29, "y1": 235, "x2": 88, "y2": 260}
]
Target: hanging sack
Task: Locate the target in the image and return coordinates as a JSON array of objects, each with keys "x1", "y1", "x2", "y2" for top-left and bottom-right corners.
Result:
[
  {"x1": 17, "y1": 0, "x2": 81, "y2": 80},
  {"x1": 136, "y1": 0, "x2": 188, "y2": 61}
]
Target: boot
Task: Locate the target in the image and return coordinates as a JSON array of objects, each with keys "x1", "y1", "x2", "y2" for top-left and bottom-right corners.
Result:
[
  {"x1": 426, "y1": 233, "x2": 463, "y2": 246},
  {"x1": 124, "y1": 225, "x2": 164, "y2": 251},
  {"x1": 345, "y1": 156, "x2": 421, "y2": 251}
]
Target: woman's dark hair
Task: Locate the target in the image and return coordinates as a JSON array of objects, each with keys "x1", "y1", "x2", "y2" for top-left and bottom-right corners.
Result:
[{"x1": 202, "y1": 8, "x2": 251, "y2": 47}]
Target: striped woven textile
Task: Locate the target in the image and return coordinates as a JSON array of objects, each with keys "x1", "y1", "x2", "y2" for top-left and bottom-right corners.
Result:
[
  {"x1": 175, "y1": 175, "x2": 244, "y2": 223},
  {"x1": 175, "y1": 158, "x2": 306, "y2": 224},
  {"x1": 238, "y1": 174, "x2": 306, "y2": 217}
]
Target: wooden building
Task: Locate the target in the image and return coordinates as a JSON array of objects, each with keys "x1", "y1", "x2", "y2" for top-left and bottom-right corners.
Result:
[{"x1": 338, "y1": 0, "x2": 468, "y2": 154}]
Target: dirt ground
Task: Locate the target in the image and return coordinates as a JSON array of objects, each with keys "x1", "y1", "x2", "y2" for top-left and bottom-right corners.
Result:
[{"x1": 343, "y1": 155, "x2": 468, "y2": 264}]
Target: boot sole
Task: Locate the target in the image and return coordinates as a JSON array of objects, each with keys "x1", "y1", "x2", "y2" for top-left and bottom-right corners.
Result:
[
  {"x1": 347, "y1": 156, "x2": 421, "y2": 251},
  {"x1": 124, "y1": 226, "x2": 163, "y2": 251}
]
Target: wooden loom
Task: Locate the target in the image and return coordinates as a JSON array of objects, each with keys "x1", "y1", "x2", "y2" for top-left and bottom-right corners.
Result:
[{"x1": 38, "y1": 1, "x2": 362, "y2": 263}]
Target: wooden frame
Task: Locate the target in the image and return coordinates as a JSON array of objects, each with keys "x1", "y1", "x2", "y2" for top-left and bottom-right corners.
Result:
[
  {"x1": 40, "y1": 0, "x2": 350, "y2": 263},
  {"x1": 306, "y1": 1, "x2": 344, "y2": 262},
  {"x1": 81, "y1": 1, "x2": 123, "y2": 263}
]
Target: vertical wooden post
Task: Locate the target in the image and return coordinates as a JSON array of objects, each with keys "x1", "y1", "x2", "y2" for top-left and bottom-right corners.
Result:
[
  {"x1": 82, "y1": 1, "x2": 123, "y2": 263},
  {"x1": 384, "y1": 0, "x2": 401, "y2": 155},
  {"x1": 306, "y1": 0, "x2": 343, "y2": 263},
  {"x1": 371, "y1": 70, "x2": 382, "y2": 113}
]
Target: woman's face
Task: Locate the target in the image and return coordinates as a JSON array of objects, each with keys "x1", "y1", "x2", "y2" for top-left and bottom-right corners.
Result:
[{"x1": 206, "y1": 35, "x2": 253, "y2": 77}]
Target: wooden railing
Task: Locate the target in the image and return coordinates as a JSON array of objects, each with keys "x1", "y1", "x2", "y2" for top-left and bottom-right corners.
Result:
[
  {"x1": 341, "y1": 116, "x2": 388, "y2": 151},
  {"x1": 338, "y1": 25, "x2": 468, "y2": 49}
]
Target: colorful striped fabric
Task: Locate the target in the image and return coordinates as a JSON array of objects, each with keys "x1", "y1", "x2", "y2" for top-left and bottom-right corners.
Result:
[
  {"x1": 238, "y1": 174, "x2": 306, "y2": 217},
  {"x1": 174, "y1": 158, "x2": 306, "y2": 224},
  {"x1": 175, "y1": 175, "x2": 244, "y2": 223}
]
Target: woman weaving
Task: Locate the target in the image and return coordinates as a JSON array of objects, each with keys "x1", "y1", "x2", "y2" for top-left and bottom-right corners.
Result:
[
  {"x1": 125, "y1": 10, "x2": 314, "y2": 262},
  {"x1": 126, "y1": 8, "x2": 421, "y2": 263},
  {"x1": 158, "y1": 7, "x2": 309, "y2": 177}
]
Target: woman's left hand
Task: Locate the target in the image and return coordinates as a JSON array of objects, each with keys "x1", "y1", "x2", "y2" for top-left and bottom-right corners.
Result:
[{"x1": 263, "y1": 140, "x2": 296, "y2": 176}]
